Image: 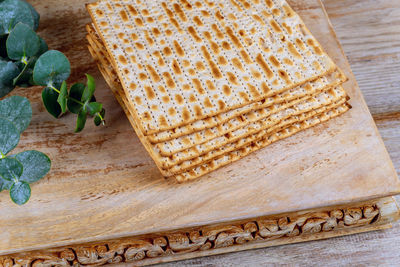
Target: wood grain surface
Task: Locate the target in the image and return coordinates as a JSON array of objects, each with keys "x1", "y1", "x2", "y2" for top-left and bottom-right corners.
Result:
[
  {"x1": 158, "y1": 0, "x2": 400, "y2": 265},
  {"x1": 0, "y1": 0, "x2": 398, "y2": 265}
]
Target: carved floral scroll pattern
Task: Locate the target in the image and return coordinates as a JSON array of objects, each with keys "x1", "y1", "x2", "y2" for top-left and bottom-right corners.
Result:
[{"x1": 0, "y1": 205, "x2": 380, "y2": 267}]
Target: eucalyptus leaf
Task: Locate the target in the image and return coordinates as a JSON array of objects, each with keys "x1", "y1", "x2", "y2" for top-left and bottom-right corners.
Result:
[
  {"x1": 23, "y1": 0, "x2": 39, "y2": 31},
  {"x1": 42, "y1": 87, "x2": 61, "y2": 118},
  {"x1": 14, "y1": 150, "x2": 50, "y2": 183},
  {"x1": 0, "y1": 95, "x2": 32, "y2": 133},
  {"x1": 94, "y1": 108, "x2": 105, "y2": 126},
  {"x1": 10, "y1": 181, "x2": 30, "y2": 205},
  {"x1": 0, "y1": 157, "x2": 23, "y2": 181},
  {"x1": 33, "y1": 50, "x2": 70, "y2": 87},
  {"x1": 36, "y1": 36, "x2": 48, "y2": 56},
  {"x1": 6, "y1": 22, "x2": 40, "y2": 61},
  {"x1": 0, "y1": 118, "x2": 19, "y2": 155},
  {"x1": 87, "y1": 102, "x2": 102, "y2": 116},
  {"x1": 0, "y1": 176, "x2": 13, "y2": 191},
  {"x1": 75, "y1": 108, "x2": 87, "y2": 133},
  {"x1": 67, "y1": 82, "x2": 96, "y2": 114},
  {"x1": 57, "y1": 81, "x2": 68, "y2": 113},
  {"x1": 81, "y1": 73, "x2": 96, "y2": 102},
  {"x1": 0, "y1": 0, "x2": 35, "y2": 35},
  {"x1": 0, "y1": 59, "x2": 19, "y2": 97}
]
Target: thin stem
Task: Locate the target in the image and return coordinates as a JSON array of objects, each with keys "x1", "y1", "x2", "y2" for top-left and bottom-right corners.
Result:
[
  {"x1": 49, "y1": 85, "x2": 60, "y2": 94},
  {"x1": 48, "y1": 84, "x2": 84, "y2": 105},
  {"x1": 68, "y1": 97, "x2": 84, "y2": 106},
  {"x1": 96, "y1": 112, "x2": 105, "y2": 125}
]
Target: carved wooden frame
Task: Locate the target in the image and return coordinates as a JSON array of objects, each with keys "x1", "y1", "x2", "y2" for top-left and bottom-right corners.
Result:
[{"x1": 1, "y1": 197, "x2": 398, "y2": 267}]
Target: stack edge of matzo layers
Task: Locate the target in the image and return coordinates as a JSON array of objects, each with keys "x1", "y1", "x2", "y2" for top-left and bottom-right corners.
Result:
[{"x1": 86, "y1": 0, "x2": 351, "y2": 182}]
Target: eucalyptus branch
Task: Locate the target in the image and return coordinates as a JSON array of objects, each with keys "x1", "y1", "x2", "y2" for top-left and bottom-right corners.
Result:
[{"x1": 0, "y1": 0, "x2": 105, "y2": 132}]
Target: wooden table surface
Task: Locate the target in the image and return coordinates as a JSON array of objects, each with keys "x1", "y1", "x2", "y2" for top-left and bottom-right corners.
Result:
[
  {"x1": 5, "y1": 0, "x2": 397, "y2": 265},
  {"x1": 158, "y1": 0, "x2": 400, "y2": 265}
]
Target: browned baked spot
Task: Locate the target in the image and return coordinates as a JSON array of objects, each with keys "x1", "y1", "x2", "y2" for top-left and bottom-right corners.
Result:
[
  {"x1": 195, "y1": 61, "x2": 206, "y2": 71},
  {"x1": 269, "y1": 55, "x2": 281, "y2": 68},
  {"x1": 182, "y1": 107, "x2": 191, "y2": 120},
  {"x1": 261, "y1": 81, "x2": 270, "y2": 93},
  {"x1": 204, "y1": 97, "x2": 212, "y2": 108},
  {"x1": 188, "y1": 26, "x2": 202, "y2": 42},
  {"x1": 223, "y1": 85, "x2": 231, "y2": 96},
  {"x1": 118, "y1": 55, "x2": 128, "y2": 65},
  {"x1": 194, "y1": 105, "x2": 203, "y2": 117},
  {"x1": 225, "y1": 26, "x2": 243, "y2": 48},
  {"x1": 179, "y1": 0, "x2": 193, "y2": 10},
  {"x1": 127, "y1": 4, "x2": 138, "y2": 16},
  {"x1": 247, "y1": 83, "x2": 261, "y2": 98},
  {"x1": 287, "y1": 42, "x2": 302, "y2": 59},
  {"x1": 146, "y1": 65, "x2": 161, "y2": 82},
  {"x1": 162, "y1": 95, "x2": 170, "y2": 103},
  {"x1": 256, "y1": 54, "x2": 274, "y2": 79},
  {"x1": 227, "y1": 72, "x2": 239, "y2": 85},
  {"x1": 221, "y1": 41, "x2": 231, "y2": 50},
  {"x1": 163, "y1": 46, "x2": 172, "y2": 56},
  {"x1": 218, "y1": 100, "x2": 226, "y2": 110},
  {"x1": 206, "y1": 80, "x2": 216, "y2": 91},
  {"x1": 217, "y1": 56, "x2": 227, "y2": 65},
  {"x1": 270, "y1": 19, "x2": 282, "y2": 33},
  {"x1": 239, "y1": 91, "x2": 250, "y2": 101},
  {"x1": 120, "y1": 10, "x2": 128, "y2": 22},
  {"x1": 240, "y1": 50, "x2": 252, "y2": 64},
  {"x1": 168, "y1": 107, "x2": 177, "y2": 116},
  {"x1": 163, "y1": 72, "x2": 176, "y2": 88},
  {"x1": 129, "y1": 82, "x2": 137, "y2": 90},
  {"x1": 134, "y1": 96, "x2": 142, "y2": 105},
  {"x1": 144, "y1": 85, "x2": 156, "y2": 100},
  {"x1": 201, "y1": 46, "x2": 223, "y2": 79},
  {"x1": 283, "y1": 5, "x2": 294, "y2": 18},
  {"x1": 131, "y1": 33, "x2": 138, "y2": 41},
  {"x1": 159, "y1": 115, "x2": 168, "y2": 127},
  {"x1": 143, "y1": 111, "x2": 151, "y2": 121},
  {"x1": 192, "y1": 78, "x2": 206, "y2": 94},
  {"x1": 175, "y1": 94, "x2": 184, "y2": 105},
  {"x1": 230, "y1": 0, "x2": 243, "y2": 11},
  {"x1": 232, "y1": 57, "x2": 244, "y2": 71},
  {"x1": 211, "y1": 24, "x2": 224, "y2": 39},
  {"x1": 138, "y1": 73, "x2": 148, "y2": 80}
]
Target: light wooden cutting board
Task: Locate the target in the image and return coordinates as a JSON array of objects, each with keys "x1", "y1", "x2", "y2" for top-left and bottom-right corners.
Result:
[{"x1": 0, "y1": 0, "x2": 399, "y2": 265}]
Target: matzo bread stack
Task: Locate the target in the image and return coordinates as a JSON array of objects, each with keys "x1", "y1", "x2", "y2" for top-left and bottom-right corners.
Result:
[{"x1": 86, "y1": 0, "x2": 351, "y2": 182}]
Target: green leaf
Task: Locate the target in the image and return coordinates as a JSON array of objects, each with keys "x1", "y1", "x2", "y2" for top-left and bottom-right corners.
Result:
[
  {"x1": 6, "y1": 22, "x2": 40, "y2": 61},
  {"x1": 81, "y1": 74, "x2": 96, "y2": 102},
  {"x1": 0, "y1": 95, "x2": 32, "y2": 133},
  {"x1": 0, "y1": 59, "x2": 19, "y2": 97},
  {"x1": 36, "y1": 36, "x2": 48, "y2": 56},
  {"x1": 42, "y1": 87, "x2": 61, "y2": 118},
  {"x1": 10, "y1": 181, "x2": 30, "y2": 205},
  {"x1": 12, "y1": 56, "x2": 35, "y2": 86},
  {"x1": 75, "y1": 108, "x2": 87, "y2": 133},
  {"x1": 57, "y1": 81, "x2": 68, "y2": 113},
  {"x1": 14, "y1": 150, "x2": 50, "y2": 183},
  {"x1": 87, "y1": 102, "x2": 102, "y2": 116},
  {"x1": 33, "y1": 50, "x2": 70, "y2": 87},
  {"x1": 0, "y1": 176, "x2": 13, "y2": 191},
  {"x1": 67, "y1": 83, "x2": 90, "y2": 114},
  {"x1": 94, "y1": 108, "x2": 105, "y2": 126},
  {"x1": 0, "y1": 0, "x2": 35, "y2": 35},
  {"x1": 0, "y1": 157, "x2": 22, "y2": 181},
  {"x1": 23, "y1": 0, "x2": 40, "y2": 31},
  {"x1": 0, "y1": 117, "x2": 19, "y2": 155}
]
